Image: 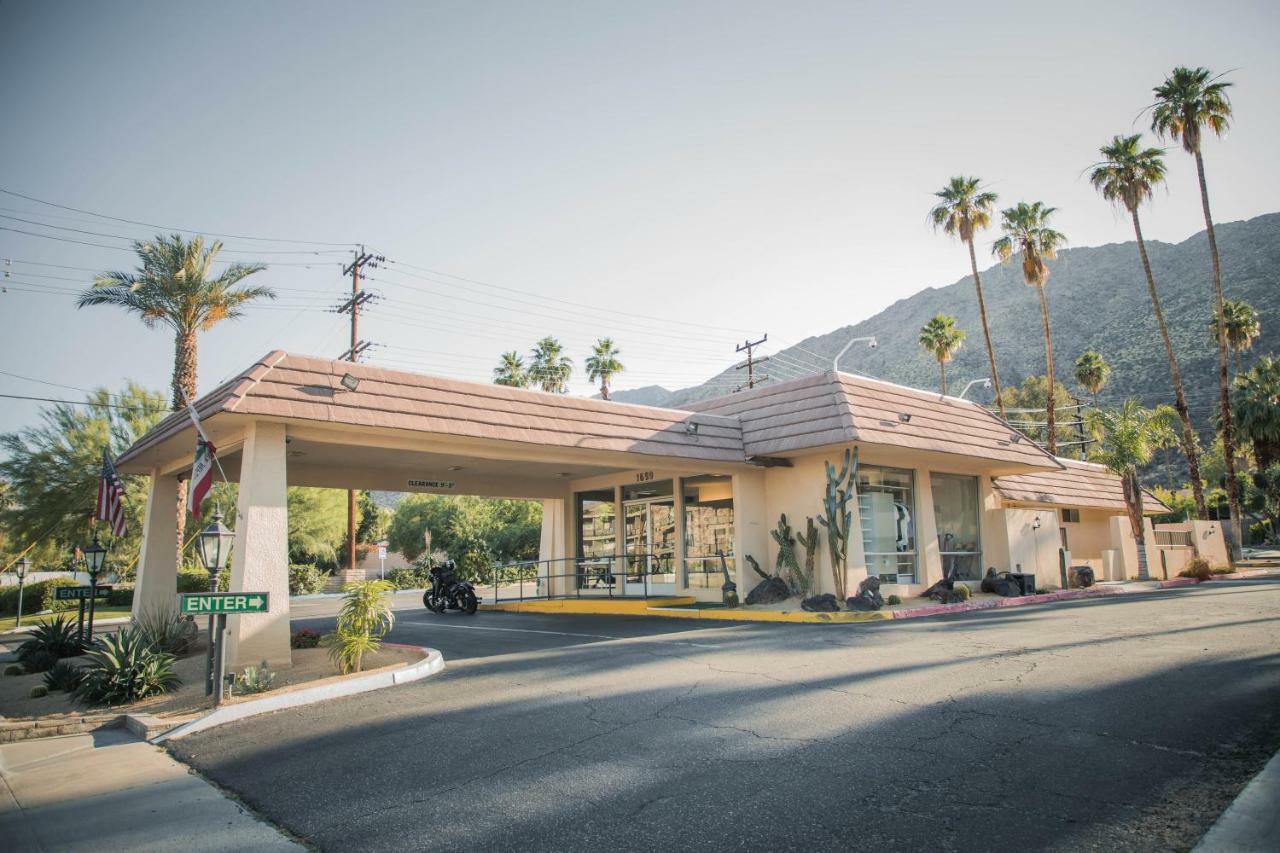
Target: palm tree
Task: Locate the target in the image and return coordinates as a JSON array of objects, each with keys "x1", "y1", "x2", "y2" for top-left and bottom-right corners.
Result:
[
  {"x1": 1210, "y1": 299, "x2": 1261, "y2": 377},
  {"x1": 530, "y1": 336, "x2": 573, "y2": 394},
  {"x1": 492, "y1": 351, "x2": 529, "y2": 388},
  {"x1": 1073, "y1": 351, "x2": 1110, "y2": 410},
  {"x1": 1149, "y1": 65, "x2": 1242, "y2": 562},
  {"x1": 929, "y1": 177, "x2": 1006, "y2": 419},
  {"x1": 585, "y1": 338, "x2": 624, "y2": 400},
  {"x1": 1232, "y1": 355, "x2": 1280, "y2": 471},
  {"x1": 1089, "y1": 133, "x2": 1208, "y2": 520},
  {"x1": 1086, "y1": 401, "x2": 1179, "y2": 579},
  {"x1": 993, "y1": 202, "x2": 1066, "y2": 454},
  {"x1": 918, "y1": 315, "x2": 965, "y2": 396},
  {"x1": 78, "y1": 233, "x2": 272, "y2": 561}
]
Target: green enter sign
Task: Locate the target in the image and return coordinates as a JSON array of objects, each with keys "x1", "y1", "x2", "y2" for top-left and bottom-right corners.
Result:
[{"x1": 180, "y1": 592, "x2": 270, "y2": 614}]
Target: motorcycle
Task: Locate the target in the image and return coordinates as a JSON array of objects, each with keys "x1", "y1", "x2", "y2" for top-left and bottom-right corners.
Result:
[{"x1": 423, "y1": 560, "x2": 478, "y2": 615}]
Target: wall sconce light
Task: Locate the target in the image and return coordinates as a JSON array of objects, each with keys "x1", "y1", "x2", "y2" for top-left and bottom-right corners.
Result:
[{"x1": 340, "y1": 373, "x2": 360, "y2": 392}]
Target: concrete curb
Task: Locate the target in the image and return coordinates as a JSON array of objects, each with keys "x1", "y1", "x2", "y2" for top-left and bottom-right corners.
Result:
[
  {"x1": 153, "y1": 645, "x2": 445, "y2": 743},
  {"x1": 1194, "y1": 748, "x2": 1280, "y2": 851},
  {"x1": 0, "y1": 616, "x2": 130, "y2": 637}
]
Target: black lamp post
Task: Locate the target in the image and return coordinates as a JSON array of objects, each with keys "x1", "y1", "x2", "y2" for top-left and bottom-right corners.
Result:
[
  {"x1": 14, "y1": 557, "x2": 30, "y2": 629},
  {"x1": 82, "y1": 532, "x2": 109, "y2": 641},
  {"x1": 197, "y1": 506, "x2": 234, "y2": 697}
]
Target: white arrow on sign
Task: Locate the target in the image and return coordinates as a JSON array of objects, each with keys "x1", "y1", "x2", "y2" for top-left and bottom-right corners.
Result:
[{"x1": 249, "y1": 596, "x2": 264, "y2": 609}]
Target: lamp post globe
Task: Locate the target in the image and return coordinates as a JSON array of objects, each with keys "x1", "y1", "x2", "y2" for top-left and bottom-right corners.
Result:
[
  {"x1": 198, "y1": 506, "x2": 235, "y2": 591},
  {"x1": 81, "y1": 531, "x2": 110, "y2": 642},
  {"x1": 14, "y1": 557, "x2": 30, "y2": 629}
]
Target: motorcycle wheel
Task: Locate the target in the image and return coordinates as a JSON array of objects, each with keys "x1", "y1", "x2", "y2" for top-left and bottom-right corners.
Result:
[
  {"x1": 423, "y1": 590, "x2": 446, "y2": 614},
  {"x1": 460, "y1": 588, "x2": 478, "y2": 615}
]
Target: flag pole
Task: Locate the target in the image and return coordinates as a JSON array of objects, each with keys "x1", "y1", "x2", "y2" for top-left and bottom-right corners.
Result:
[{"x1": 179, "y1": 388, "x2": 233, "y2": 489}]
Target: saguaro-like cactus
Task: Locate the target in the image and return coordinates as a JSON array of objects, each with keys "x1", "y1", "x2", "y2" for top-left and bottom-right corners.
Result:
[
  {"x1": 795, "y1": 516, "x2": 820, "y2": 596},
  {"x1": 817, "y1": 447, "x2": 859, "y2": 598},
  {"x1": 771, "y1": 514, "x2": 801, "y2": 593}
]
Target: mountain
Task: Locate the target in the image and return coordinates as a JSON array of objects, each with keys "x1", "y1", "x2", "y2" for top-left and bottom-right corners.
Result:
[
  {"x1": 602, "y1": 385, "x2": 672, "y2": 406},
  {"x1": 614, "y1": 213, "x2": 1279, "y2": 413}
]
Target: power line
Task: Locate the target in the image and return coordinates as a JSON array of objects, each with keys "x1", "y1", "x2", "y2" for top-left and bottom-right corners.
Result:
[
  {"x1": 0, "y1": 392, "x2": 162, "y2": 412},
  {"x1": 734, "y1": 335, "x2": 770, "y2": 391},
  {"x1": 0, "y1": 187, "x2": 359, "y2": 247}
]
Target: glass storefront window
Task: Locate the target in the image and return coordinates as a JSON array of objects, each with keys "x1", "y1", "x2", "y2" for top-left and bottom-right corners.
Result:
[
  {"x1": 857, "y1": 465, "x2": 917, "y2": 583},
  {"x1": 575, "y1": 489, "x2": 616, "y2": 590},
  {"x1": 682, "y1": 475, "x2": 734, "y2": 588},
  {"x1": 931, "y1": 473, "x2": 982, "y2": 581}
]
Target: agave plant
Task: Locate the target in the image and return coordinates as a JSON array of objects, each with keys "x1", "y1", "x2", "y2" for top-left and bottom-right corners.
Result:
[
  {"x1": 234, "y1": 660, "x2": 276, "y2": 695},
  {"x1": 74, "y1": 628, "x2": 180, "y2": 706},
  {"x1": 43, "y1": 660, "x2": 85, "y2": 693},
  {"x1": 132, "y1": 606, "x2": 198, "y2": 656},
  {"x1": 17, "y1": 617, "x2": 83, "y2": 671}
]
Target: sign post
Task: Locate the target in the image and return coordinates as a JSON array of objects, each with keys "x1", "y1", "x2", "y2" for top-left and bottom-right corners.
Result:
[
  {"x1": 54, "y1": 586, "x2": 112, "y2": 646},
  {"x1": 377, "y1": 540, "x2": 388, "y2": 580},
  {"x1": 180, "y1": 593, "x2": 269, "y2": 706}
]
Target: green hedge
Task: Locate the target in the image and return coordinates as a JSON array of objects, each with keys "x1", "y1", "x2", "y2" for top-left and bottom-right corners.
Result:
[
  {"x1": 0, "y1": 578, "x2": 83, "y2": 616},
  {"x1": 289, "y1": 564, "x2": 329, "y2": 596}
]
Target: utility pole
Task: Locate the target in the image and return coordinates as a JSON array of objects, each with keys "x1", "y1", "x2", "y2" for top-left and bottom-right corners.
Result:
[
  {"x1": 338, "y1": 247, "x2": 382, "y2": 577},
  {"x1": 734, "y1": 334, "x2": 769, "y2": 392}
]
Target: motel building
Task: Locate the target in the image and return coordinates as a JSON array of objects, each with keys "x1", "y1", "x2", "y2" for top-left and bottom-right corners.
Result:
[{"x1": 117, "y1": 351, "x2": 1226, "y2": 668}]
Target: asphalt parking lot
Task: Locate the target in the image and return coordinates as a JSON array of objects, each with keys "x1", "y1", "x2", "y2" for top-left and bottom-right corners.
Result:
[{"x1": 174, "y1": 580, "x2": 1280, "y2": 852}]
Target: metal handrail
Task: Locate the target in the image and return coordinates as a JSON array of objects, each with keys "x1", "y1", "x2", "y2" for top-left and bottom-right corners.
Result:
[{"x1": 487, "y1": 553, "x2": 680, "y2": 603}]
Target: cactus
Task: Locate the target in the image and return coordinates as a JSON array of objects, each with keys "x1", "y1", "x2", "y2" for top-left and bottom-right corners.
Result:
[
  {"x1": 745, "y1": 554, "x2": 768, "y2": 581},
  {"x1": 817, "y1": 447, "x2": 859, "y2": 598},
  {"x1": 795, "y1": 516, "x2": 820, "y2": 596},
  {"x1": 771, "y1": 514, "x2": 802, "y2": 593}
]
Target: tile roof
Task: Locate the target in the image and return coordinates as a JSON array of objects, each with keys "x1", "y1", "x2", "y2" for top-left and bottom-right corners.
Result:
[
  {"x1": 117, "y1": 351, "x2": 744, "y2": 467},
  {"x1": 685, "y1": 371, "x2": 1062, "y2": 468},
  {"x1": 993, "y1": 458, "x2": 1170, "y2": 513}
]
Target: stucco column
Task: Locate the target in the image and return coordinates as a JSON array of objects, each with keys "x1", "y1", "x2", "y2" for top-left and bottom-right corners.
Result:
[
  {"x1": 226, "y1": 421, "x2": 291, "y2": 668},
  {"x1": 538, "y1": 497, "x2": 567, "y2": 596},
  {"x1": 915, "y1": 470, "x2": 942, "y2": 588},
  {"x1": 132, "y1": 469, "x2": 180, "y2": 619},
  {"x1": 731, "y1": 470, "x2": 768, "y2": 595}
]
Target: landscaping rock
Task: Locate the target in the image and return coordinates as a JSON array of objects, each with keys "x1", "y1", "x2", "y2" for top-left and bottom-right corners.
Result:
[
  {"x1": 922, "y1": 576, "x2": 954, "y2": 603},
  {"x1": 745, "y1": 576, "x2": 790, "y2": 605},
  {"x1": 846, "y1": 577, "x2": 885, "y2": 611},
  {"x1": 801, "y1": 594, "x2": 840, "y2": 612}
]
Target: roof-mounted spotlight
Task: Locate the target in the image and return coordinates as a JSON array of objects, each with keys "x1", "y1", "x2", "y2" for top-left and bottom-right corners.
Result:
[
  {"x1": 685, "y1": 422, "x2": 700, "y2": 435},
  {"x1": 1010, "y1": 433, "x2": 1023, "y2": 444},
  {"x1": 898, "y1": 412, "x2": 912, "y2": 423},
  {"x1": 339, "y1": 373, "x2": 360, "y2": 392}
]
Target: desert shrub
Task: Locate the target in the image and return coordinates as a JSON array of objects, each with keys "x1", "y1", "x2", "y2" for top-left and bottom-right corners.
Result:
[
  {"x1": 133, "y1": 606, "x2": 198, "y2": 656},
  {"x1": 177, "y1": 570, "x2": 214, "y2": 593},
  {"x1": 4, "y1": 664, "x2": 24, "y2": 676},
  {"x1": 17, "y1": 617, "x2": 83, "y2": 668},
  {"x1": 288, "y1": 564, "x2": 329, "y2": 596},
  {"x1": 29, "y1": 685, "x2": 48, "y2": 698},
  {"x1": 1179, "y1": 557, "x2": 1212, "y2": 581},
  {"x1": 386, "y1": 567, "x2": 428, "y2": 590},
  {"x1": 325, "y1": 580, "x2": 394, "y2": 674},
  {"x1": 43, "y1": 661, "x2": 85, "y2": 692},
  {"x1": 74, "y1": 627, "x2": 180, "y2": 706},
  {"x1": 107, "y1": 585, "x2": 135, "y2": 607},
  {"x1": 886, "y1": 594, "x2": 902, "y2": 606},
  {"x1": 291, "y1": 628, "x2": 321, "y2": 649},
  {"x1": 951, "y1": 584, "x2": 972, "y2": 602},
  {"x1": 234, "y1": 660, "x2": 276, "y2": 694}
]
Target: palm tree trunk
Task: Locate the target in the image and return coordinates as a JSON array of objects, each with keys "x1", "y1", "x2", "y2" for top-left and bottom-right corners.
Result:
[
  {"x1": 172, "y1": 329, "x2": 198, "y2": 568},
  {"x1": 1195, "y1": 149, "x2": 1242, "y2": 564},
  {"x1": 1035, "y1": 284, "x2": 1057, "y2": 455},
  {"x1": 967, "y1": 239, "x2": 1005, "y2": 420},
  {"x1": 601, "y1": 380, "x2": 609, "y2": 401},
  {"x1": 939, "y1": 360, "x2": 948, "y2": 396},
  {"x1": 1125, "y1": 473, "x2": 1149, "y2": 580},
  {"x1": 1131, "y1": 209, "x2": 1209, "y2": 520}
]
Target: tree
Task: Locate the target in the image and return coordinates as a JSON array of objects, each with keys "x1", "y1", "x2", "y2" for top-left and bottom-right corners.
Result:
[
  {"x1": 1073, "y1": 351, "x2": 1111, "y2": 409},
  {"x1": 1149, "y1": 65, "x2": 1242, "y2": 561},
  {"x1": 585, "y1": 338, "x2": 624, "y2": 400},
  {"x1": 1089, "y1": 134, "x2": 1208, "y2": 519},
  {"x1": 287, "y1": 488, "x2": 351, "y2": 566},
  {"x1": 529, "y1": 336, "x2": 573, "y2": 394},
  {"x1": 918, "y1": 314, "x2": 965, "y2": 395},
  {"x1": 1232, "y1": 356, "x2": 1280, "y2": 471},
  {"x1": 1210, "y1": 299, "x2": 1261, "y2": 377},
  {"x1": 929, "y1": 177, "x2": 1006, "y2": 419},
  {"x1": 355, "y1": 491, "x2": 390, "y2": 544},
  {"x1": 0, "y1": 385, "x2": 168, "y2": 574},
  {"x1": 993, "y1": 202, "x2": 1067, "y2": 454},
  {"x1": 78, "y1": 234, "x2": 273, "y2": 561},
  {"x1": 386, "y1": 494, "x2": 541, "y2": 566},
  {"x1": 997, "y1": 375, "x2": 1077, "y2": 449},
  {"x1": 1086, "y1": 401, "x2": 1179, "y2": 579},
  {"x1": 493, "y1": 351, "x2": 529, "y2": 388}
]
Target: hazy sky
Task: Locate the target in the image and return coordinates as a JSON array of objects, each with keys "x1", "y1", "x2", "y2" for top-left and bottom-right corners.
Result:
[{"x1": 2, "y1": 0, "x2": 1278, "y2": 439}]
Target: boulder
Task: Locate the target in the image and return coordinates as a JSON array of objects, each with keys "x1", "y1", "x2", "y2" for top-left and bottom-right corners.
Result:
[
  {"x1": 1071, "y1": 566, "x2": 1095, "y2": 588},
  {"x1": 846, "y1": 576, "x2": 885, "y2": 611},
  {"x1": 922, "y1": 576, "x2": 954, "y2": 603},
  {"x1": 801, "y1": 593, "x2": 840, "y2": 612},
  {"x1": 745, "y1": 575, "x2": 790, "y2": 605}
]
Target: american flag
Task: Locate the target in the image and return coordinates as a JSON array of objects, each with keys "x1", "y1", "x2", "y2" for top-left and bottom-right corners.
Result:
[{"x1": 96, "y1": 449, "x2": 128, "y2": 537}]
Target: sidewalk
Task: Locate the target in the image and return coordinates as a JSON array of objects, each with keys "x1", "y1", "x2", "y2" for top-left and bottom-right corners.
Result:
[
  {"x1": 1194, "y1": 748, "x2": 1280, "y2": 852},
  {"x1": 0, "y1": 729, "x2": 302, "y2": 852}
]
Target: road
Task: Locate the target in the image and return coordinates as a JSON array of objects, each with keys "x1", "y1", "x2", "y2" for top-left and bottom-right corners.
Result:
[{"x1": 172, "y1": 580, "x2": 1280, "y2": 852}]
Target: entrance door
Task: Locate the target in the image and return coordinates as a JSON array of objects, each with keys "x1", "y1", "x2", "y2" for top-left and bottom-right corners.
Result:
[{"x1": 623, "y1": 498, "x2": 676, "y2": 596}]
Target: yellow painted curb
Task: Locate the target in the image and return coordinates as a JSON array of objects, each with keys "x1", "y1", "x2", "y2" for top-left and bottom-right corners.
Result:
[
  {"x1": 645, "y1": 606, "x2": 893, "y2": 623},
  {"x1": 481, "y1": 596, "x2": 695, "y2": 615}
]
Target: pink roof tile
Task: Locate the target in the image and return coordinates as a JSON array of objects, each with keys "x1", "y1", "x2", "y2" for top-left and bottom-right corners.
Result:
[{"x1": 994, "y1": 458, "x2": 1169, "y2": 513}]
